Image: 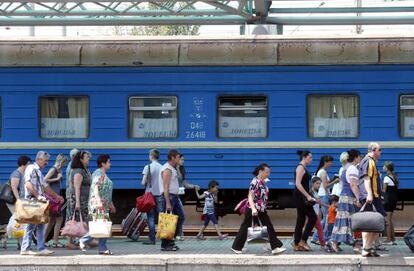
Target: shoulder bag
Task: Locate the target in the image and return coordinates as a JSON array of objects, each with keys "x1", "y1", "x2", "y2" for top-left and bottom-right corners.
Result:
[
  {"x1": 0, "y1": 180, "x2": 15, "y2": 204},
  {"x1": 136, "y1": 164, "x2": 155, "y2": 212}
]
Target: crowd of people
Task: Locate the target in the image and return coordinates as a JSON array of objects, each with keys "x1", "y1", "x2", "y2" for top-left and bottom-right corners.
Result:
[{"x1": 0, "y1": 142, "x2": 399, "y2": 257}]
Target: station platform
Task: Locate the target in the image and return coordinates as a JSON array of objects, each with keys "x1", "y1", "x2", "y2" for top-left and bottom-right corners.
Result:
[{"x1": 0, "y1": 237, "x2": 413, "y2": 271}]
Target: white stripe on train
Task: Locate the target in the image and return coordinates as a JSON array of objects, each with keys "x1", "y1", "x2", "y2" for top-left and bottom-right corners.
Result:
[{"x1": 0, "y1": 141, "x2": 411, "y2": 149}]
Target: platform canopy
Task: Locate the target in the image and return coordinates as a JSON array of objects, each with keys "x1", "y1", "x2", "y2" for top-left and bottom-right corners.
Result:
[{"x1": 0, "y1": 0, "x2": 414, "y2": 26}]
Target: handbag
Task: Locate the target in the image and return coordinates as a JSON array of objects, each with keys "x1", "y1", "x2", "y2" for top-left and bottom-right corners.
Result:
[
  {"x1": 0, "y1": 180, "x2": 15, "y2": 204},
  {"x1": 404, "y1": 225, "x2": 414, "y2": 252},
  {"x1": 61, "y1": 210, "x2": 88, "y2": 238},
  {"x1": 89, "y1": 215, "x2": 112, "y2": 238},
  {"x1": 136, "y1": 164, "x2": 156, "y2": 212},
  {"x1": 45, "y1": 193, "x2": 62, "y2": 217},
  {"x1": 350, "y1": 202, "x2": 385, "y2": 233},
  {"x1": 157, "y1": 212, "x2": 178, "y2": 240},
  {"x1": 234, "y1": 198, "x2": 248, "y2": 216},
  {"x1": 247, "y1": 217, "x2": 269, "y2": 243},
  {"x1": 15, "y1": 198, "x2": 50, "y2": 224}
]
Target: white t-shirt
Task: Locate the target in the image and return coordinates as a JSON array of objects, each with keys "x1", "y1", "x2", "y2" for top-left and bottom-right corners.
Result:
[
  {"x1": 346, "y1": 164, "x2": 359, "y2": 184},
  {"x1": 332, "y1": 167, "x2": 344, "y2": 196},
  {"x1": 312, "y1": 189, "x2": 320, "y2": 214},
  {"x1": 384, "y1": 176, "x2": 396, "y2": 186},
  {"x1": 160, "y1": 162, "x2": 179, "y2": 195},
  {"x1": 142, "y1": 161, "x2": 163, "y2": 196},
  {"x1": 317, "y1": 168, "x2": 330, "y2": 197}
]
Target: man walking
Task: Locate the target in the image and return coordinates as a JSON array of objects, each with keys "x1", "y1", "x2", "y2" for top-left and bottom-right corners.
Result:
[
  {"x1": 141, "y1": 149, "x2": 163, "y2": 245},
  {"x1": 359, "y1": 142, "x2": 386, "y2": 257},
  {"x1": 21, "y1": 151, "x2": 64, "y2": 256},
  {"x1": 160, "y1": 149, "x2": 184, "y2": 251}
]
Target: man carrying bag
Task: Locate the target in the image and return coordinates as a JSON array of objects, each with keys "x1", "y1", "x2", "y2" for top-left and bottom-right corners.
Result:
[{"x1": 19, "y1": 151, "x2": 64, "y2": 256}]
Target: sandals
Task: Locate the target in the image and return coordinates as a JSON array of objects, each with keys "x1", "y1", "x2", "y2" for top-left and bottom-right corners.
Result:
[
  {"x1": 51, "y1": 242, "x2": 65, "y2": 248},
  {"x1": 99, "y1": 250, "x2": 113, "y2": 255}
]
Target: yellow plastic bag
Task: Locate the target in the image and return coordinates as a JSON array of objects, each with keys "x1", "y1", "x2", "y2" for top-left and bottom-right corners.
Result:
[
  {"x1": 7, "y1": 214, "x2": 25, "y2": 239},
  {"x1": 157, "y1": 212, "x2": 178, "y2": 240}
]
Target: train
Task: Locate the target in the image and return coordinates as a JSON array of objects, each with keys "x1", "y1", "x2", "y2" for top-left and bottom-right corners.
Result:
[{"x1": 0, "y1": 36, "x2": 413, "y2": 221}]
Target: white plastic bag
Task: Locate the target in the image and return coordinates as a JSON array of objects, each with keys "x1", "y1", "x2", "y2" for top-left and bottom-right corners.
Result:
[{"x1": 7, "y1": 214, "x2": 25, "y2": 239}]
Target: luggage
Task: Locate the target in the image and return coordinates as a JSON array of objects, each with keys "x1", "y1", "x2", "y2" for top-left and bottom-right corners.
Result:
[
  {"x1": 121, "y1": 208, "x2": 147, "y2": 241},
  {"x1": 350, "y1": 203, "x2": 385, "y2": 233},
  {"x1": 404, "y1": 225, "x2": 414, "y2": 252},
  {"x1": 136, "y1": 192, "x2": 155, "y2": 213},
  {"x1": 15, "y1": 198, "x2": 50, "y2": 225}
]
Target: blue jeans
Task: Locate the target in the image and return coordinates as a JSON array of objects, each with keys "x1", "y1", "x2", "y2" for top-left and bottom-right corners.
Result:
[
  {"x1": 312, "y1": 195, "x2": 329, "y2": 241},
  {"x1": 21, "y1": 223, "x2": 46, "y2": 252},
  {"x1": 79, "y1": 233, "x2": 108, "y2": 252},
  {"x1": 161, "y1": 194, "x2": 185, "y2": 248},
  {"x1": 147, "y1": 195, "x2": 165, "y2": 242}
]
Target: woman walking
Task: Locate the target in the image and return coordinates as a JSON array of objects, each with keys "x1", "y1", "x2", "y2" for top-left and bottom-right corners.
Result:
[
  {"x1": 293, "y1": 150, "x2": 317, "y2": 251},
  {"x1": 231, "y1": 164, "x2": 286, "y2": 255},
  {"x1": 175, "y1": 154, "x2": 199, "y2": 241},
  {"x1": 328, "y1": 149, "x2": 362, "y2": 252},
  {"x1": 65, "y1": 150, "x2": 92, "y2": 249},
  {"x1": 383, "y1": 161, "x2": 398, "y2": 245},
  {"x1": 79, "y1": 154, "x2": 116, "y2": 255},
  {"x1": 44, "y1": 154, "x2": 68, "y2": 248}
]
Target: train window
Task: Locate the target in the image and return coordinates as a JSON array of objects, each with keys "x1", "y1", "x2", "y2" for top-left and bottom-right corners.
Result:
[
  {"x1": 308, "y1": 95, "x2": 359, "y2": 138},
  {"x1": 218, "y1": 96, "x2": 267, "y2": 138},
  {"x1": 400, "y1": 95, "x2": 414, "y2": 137},
  {"x1": 129, "y1": 96, "x2": 178, "y2": 138},
  {"x1": 40, "y1": 96, "x2": 89, "y2": 139}
]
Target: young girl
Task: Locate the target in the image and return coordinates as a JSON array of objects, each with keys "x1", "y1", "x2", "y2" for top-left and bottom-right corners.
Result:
[
  {"x1": 44, "y1": 154, "x2": 68, "y2": 248},
  {"x1": 309, "y1": 176, "x2": 326, "y2": 250},
  {"x1": 383, "y1": 161, "x2": 398, "y2": 245},
  {"x1": 195, "y1": 180, "x2": 228, "y2": 240}
]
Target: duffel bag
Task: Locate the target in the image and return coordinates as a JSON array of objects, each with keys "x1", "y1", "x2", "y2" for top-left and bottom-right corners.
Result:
[{"x1": 350, "y1": 202, "x2": 384, "y2": 233}]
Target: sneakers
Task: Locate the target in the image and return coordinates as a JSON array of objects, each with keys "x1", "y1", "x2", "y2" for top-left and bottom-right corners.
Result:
[
  {"x1": 143, "y1": 240, "x2": 156, "y2": 245},
  {"x1": 218, "y1": 234, "x2": 228, "y2": 240},
  {"x1": 196, "y1": 234, "x2": 206, "y2": 241},
  {"x1": 161, "y1": 246, "x2": 178, "y2": 252},
  {"x1": 271, "y1": 247, "x2": 287, "y2": 255},
  {"x1": 79, "y1": 241, "x2": 87, "y2": 252},
  {"x1": 36, "y1": 249, "x2": 54, "y2": 256},
  {"x1": 231, "y1": 248, "x2": 243, "y2": 254},
  {"x1": 176, "y1": 236, "x2": 184, "y2": 241},
  {"x1": 20, "y1": 250, "x2": 37, "y2": 256},
  {"x1": 310, "y1": 240, "x2": 320, "y2": 246}
]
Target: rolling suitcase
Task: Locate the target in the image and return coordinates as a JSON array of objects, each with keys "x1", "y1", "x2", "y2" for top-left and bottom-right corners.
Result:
[
  {"x1": 127, "y1": 212, "x2": 147, "y2": 241},
  {"x1": 121, "y1": 208, "x2": 139, "y2": 235}
]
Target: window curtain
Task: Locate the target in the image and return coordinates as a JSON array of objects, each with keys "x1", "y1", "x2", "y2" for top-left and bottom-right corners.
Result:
[
  {"x1": 40, "y1": 98, "x2": 59, "y2": 118},
  {"x1": 308, "y1": 96, "x2": 359, "y2": 138},
  {"x1": 129, "y1": 98, "x2": 177, "y2": 138},
  {"x1": 401, "y1": 109, "x2": 414, "y2": 137}
]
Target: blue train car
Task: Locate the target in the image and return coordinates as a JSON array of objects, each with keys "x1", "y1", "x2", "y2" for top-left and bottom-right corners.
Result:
[{"x1": 0, "y1": 38, "x2": 413, "y2": 219}]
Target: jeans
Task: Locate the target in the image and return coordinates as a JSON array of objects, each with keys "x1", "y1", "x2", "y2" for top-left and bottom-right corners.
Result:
[
  {"x1": 312, "y1": 195, "x2": 329, "y2": 242},
  {"x1": 161, "y1": 194, "x2": 185, "y2": 248},
  {"x1": 80, "y1": 233, "x2": 108, "y2": 252},
  {"x1": 21, "y1": 224, "x2": 46, "y2": 252},
  {"x1": 147, "y1": 196, "x2": 165, "y2": 242}
]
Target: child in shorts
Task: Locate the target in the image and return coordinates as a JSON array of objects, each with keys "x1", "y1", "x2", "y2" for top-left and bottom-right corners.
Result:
[{"x1": 195, "y1": 180, "x2": 228, "y2": 240}]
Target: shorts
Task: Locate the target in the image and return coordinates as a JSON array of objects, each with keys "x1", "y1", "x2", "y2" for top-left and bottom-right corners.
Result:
[
  {"x1": 204, "y1": 213, "x2": 218, "y2": 226},
  {"x1": 360, "y1": 198, "x2": 387, "y2": 217}
]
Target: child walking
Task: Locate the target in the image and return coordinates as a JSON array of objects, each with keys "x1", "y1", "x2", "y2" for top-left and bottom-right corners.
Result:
[
  {"x1": 195, "y1": 180, "x2": 228, "y2": 240},
  {"x1": 309, "y1": 176, "x2": 326, "y2": 249},
  {"x1": 325, "y1": 195, "x2": 339, "y2": 242}
]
